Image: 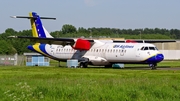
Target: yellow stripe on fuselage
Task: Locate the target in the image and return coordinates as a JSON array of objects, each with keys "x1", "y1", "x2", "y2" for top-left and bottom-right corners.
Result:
[
  {"x1": 29, "y1": 12, "x2": 38, "y2": 37},
  {"x1": 143, "y1": 52, "x2": 161, "y2": 61},
  {"x1": 32, "y1": 43, "x2": 58, "y2": 60},
  {"x1": 32, "y1": 43, "x2": 45, "y2": 55}
]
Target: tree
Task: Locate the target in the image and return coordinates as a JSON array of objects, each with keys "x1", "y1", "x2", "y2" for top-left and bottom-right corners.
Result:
[
  {"x1": 0, "y1": 40, "x2": 17, "y2": 54},
  {"x1": 50, "y1": 31, "x2": 62, "y2": 38},
  {"x1": 61, "y1": 24, "x2": 77, "y2": 34},
  {"x1": 78, "y1": 27, "x2": 88, "y2": 33}
]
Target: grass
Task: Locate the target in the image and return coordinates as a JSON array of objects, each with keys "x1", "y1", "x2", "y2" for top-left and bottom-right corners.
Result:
[
  {"x1": 1, "y1": 61, "x2": 180, "y2": 101},
  {"x1": 51, "y1": 59, "x2": 180, "y2": 68}
]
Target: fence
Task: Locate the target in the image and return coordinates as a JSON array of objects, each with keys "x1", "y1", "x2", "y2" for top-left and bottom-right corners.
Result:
[
  {"x1": 159, "y1": 50, "x2": 180, "y2": 60},
  {"x1": 0, "y1": 50, "x2": 179, "y2": 66},
  {"x1": 0, "y1": 54, "x2": 25, "y2": 66}
]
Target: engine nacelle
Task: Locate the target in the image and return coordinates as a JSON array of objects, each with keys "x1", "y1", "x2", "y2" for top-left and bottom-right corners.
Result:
[
  {"x1": 83, "y1": 56, "x2": 110, "y2": 66},
  {"x1": 125, "y1": 40, "x2": 137, "y2": 43},
  {"x1": 73, "y1": 39, "x2": 90, "y2": 50}
]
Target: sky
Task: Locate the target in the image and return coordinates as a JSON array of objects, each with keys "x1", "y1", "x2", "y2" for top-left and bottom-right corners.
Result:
[{"x1": 1, "y1": 0, "x2": 180, "y2": 33}]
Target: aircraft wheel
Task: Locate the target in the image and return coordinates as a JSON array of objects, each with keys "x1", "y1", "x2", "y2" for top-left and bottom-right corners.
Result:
[
  {"x1": 104, "y1": 64, "x2": 112, "y2": 68},
  {"x1": 79, "y1": 63, "x2": 83, "y2": 68},
  {"x1": 80, "y1": 62, "x2": 88, "y2": 68},
  {"x1": 149, "y1": 63, "x2": 157, "y2": 70}
]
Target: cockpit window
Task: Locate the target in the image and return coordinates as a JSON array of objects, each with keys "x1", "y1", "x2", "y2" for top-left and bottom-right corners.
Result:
[
  {"x1": 141, "y1": 47, "x2": 144, "y2": 50},
  {"x1": 144, "y1": 47, "x2": 148, "y2": 50},
  {"x1": 141, "y1": 46, "x2": 158, "y2": 51},
  {"x1": 149, "y1": 47, "x2": 155, "y2": 50},
  {"x1": 155, "y1": 47, "x2": 158, "y2": 50}
]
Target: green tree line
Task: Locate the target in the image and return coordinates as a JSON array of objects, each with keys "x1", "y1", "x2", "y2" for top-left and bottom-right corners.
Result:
[{"x1": 1, "y1": 24, "x2": 180, "y2": 55}]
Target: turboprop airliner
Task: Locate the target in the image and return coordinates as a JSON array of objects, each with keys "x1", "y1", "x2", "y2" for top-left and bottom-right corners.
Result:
[{"x1": 10, "y1": 12, "x2": 175, "y2": 69}]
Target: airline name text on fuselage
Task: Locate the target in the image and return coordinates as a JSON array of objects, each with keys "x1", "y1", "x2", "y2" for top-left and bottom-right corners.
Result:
[{"x1": 113, "y1": 45, "x2": 134, "y2": 48}]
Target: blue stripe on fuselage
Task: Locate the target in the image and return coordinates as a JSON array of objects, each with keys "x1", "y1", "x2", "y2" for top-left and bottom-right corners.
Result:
[
  {"x1": 27, "y1": 44, "x2": 59, "y2": 60},
  {"x1": 39, "y1": 44, "x2": 49, "y2": 55},
  {"x1": 27, "y1": 45, "x2": 35, "y2": 51}
]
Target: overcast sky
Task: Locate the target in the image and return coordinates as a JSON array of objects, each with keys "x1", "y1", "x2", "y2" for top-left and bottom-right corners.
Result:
[{"x1": 1, "y1": 0, "x2": 180, "y2": 33}]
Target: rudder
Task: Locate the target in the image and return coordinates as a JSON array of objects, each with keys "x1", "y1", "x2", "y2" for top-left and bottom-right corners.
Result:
[{"x1": 29, "y1": 12, "x2": 53, "y2": 38}]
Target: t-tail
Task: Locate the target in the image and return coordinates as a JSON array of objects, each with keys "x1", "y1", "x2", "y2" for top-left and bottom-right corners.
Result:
[
  {"x1": 29, "y1": 12, "x2": 54, "y2": 38},
  {"x1": 11, "y1": 12, "x2": 56, "y2": 38},
  {"x1": 11, "y1": 12, "x2": 58, "y2": 59}
]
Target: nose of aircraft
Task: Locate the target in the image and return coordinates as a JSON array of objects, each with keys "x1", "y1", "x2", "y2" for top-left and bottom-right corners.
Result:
[
  {"x1": 155, "y1": 53, "x2": 164, "y2": 62},
  {"x1": 146, "y1": 53, "x2": 164, "y2": 63}
]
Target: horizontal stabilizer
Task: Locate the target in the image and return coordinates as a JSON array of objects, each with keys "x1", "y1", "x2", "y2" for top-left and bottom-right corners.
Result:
[{"x1": 10, "y1": 16, "x2": 56, "y2": 20}]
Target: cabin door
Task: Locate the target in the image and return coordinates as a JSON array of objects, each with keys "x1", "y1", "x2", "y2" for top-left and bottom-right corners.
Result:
[
  {"x1": 136, "y1": 48, "x2": 141, "y2": 58},
  {"x1": 50, "y1": 45, "x2": 55, "y2": 55}
]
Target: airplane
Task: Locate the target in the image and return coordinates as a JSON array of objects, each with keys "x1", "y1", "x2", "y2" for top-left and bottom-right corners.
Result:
[{"x1": 10, "y1": 12, "x2": 176, "y2": 69}]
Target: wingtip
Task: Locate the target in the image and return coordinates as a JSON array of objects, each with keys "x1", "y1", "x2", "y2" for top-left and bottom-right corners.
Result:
[
  {"x1": 8, "y1": 36, "x2": 17, "y2": 38},
  {"x1": 10, "y1": 16, "x2": 16, "y2": 18}
]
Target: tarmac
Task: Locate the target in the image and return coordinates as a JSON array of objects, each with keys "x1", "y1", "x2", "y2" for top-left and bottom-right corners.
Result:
[{"x1": 123, "y1": 67, "x2": 180, "y2": 70}]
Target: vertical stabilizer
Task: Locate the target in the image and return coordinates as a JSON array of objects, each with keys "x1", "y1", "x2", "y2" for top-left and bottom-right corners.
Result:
[{"x1": 29, "y1": 12, "x2": 53, "y2": 38}]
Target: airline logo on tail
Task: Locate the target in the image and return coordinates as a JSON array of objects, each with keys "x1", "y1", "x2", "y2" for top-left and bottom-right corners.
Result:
[
  {"x1": 29, "y1": 12, "x2": 54, "y2": 38},
  {"x1": 10, "y1": 12, "x2": 58, "y2": 59}
]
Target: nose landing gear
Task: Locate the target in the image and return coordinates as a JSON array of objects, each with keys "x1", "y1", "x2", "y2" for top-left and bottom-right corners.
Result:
[{"x1": 149, "y1": 63, "x2": 157, "y2": 70}]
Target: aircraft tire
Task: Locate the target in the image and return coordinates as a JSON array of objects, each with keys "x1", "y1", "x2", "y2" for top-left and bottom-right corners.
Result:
[
  {"x1": 150, "y1": 63, "x2": 157, "y2": 70},
  {"x1": 104, "y1": 64, "x2": 112, "y2": 68},
  {"x1": 80, "y1": 62, "x2": 88, "y2": 68}
]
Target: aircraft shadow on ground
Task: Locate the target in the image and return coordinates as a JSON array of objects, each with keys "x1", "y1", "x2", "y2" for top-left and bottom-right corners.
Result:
[{"x1": 85, "y1": 66, "x2": 171, "y2": 70}]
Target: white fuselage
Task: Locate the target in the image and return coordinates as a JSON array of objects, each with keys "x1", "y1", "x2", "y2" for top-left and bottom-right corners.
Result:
[{"x1": 36, "y1": 41, "x2": 163, "y2": 66}]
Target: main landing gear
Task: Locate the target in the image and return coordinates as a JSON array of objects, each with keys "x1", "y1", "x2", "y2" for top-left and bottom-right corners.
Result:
[
  {"x1": 79, "y1": 62, "x2": 88, "y2": 68},
  {"x1": 79, "y1": 57, "x2": 89, "y2": 68},
  {"x1": 149, "y1": 63, "x2": 157, "y2": 70},
  {"x1": 104, "y1": 64, "x2": 112, "y2": 68}
]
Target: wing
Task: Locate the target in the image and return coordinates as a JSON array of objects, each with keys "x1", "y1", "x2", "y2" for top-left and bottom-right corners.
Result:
[
  {"x1": 9, "y1": 36, "x2": 94, "y2": 50},
  {"x1": 113, "y1": 39, "x2": 176, "y2": 43},
  {"x1": 17, "y1": 36, "x2": 75, "y2": 45}
]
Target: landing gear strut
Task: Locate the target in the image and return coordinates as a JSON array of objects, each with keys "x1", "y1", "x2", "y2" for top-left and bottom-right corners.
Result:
[
  {"x1": 149, "y1": 63, "x2": 157, "y2": 70},
  {"x1": 104, "y1": 64, "x2": 112, "y2": 68},
  {"x1": 58, "y1": 61, "x2": 61, "y2": 67}
]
